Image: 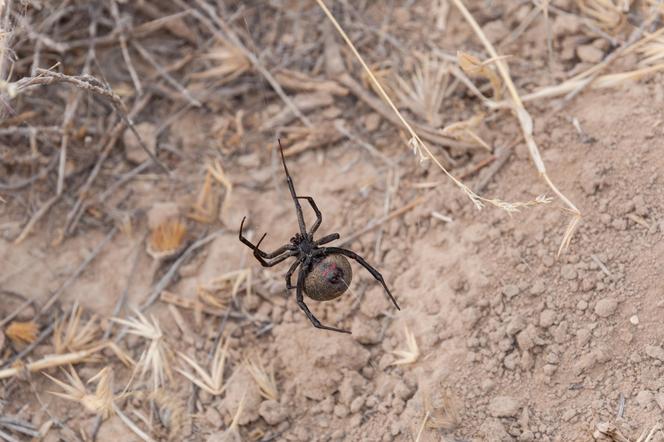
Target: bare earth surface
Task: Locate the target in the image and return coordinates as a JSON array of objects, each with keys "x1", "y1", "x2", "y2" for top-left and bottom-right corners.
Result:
[{"x1": 2, "y1": 1, "x2": 664, "y2": 441}]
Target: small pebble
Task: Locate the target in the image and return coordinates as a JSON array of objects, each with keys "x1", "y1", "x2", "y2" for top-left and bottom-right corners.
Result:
[{"x1": 630, "y1": 315, "x2": 639, "y2": 325}]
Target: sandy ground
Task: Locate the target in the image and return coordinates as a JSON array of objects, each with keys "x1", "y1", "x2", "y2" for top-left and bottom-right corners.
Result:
[{"x1": 2, "y1": 1, "x2": 664, "y2": 441}]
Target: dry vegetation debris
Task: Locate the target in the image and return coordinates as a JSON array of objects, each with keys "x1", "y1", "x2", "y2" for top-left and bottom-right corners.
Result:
[{"x1": 1, "y1": 0, "x2": 664, "y2": 441}]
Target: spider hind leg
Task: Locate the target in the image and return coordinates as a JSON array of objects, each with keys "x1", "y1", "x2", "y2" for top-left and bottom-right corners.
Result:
[
  {"x1": 295, "y1": 264, "x2": 350, "y2": 334},
  {"x1": 318, "y1": 246, "x2": 400, "y2": 310}
]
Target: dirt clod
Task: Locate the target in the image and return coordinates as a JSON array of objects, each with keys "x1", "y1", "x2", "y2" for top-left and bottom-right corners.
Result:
[
  {"x1": 489, "y1": 396, "x2": 522, "y2": 418},
  {"x1": 594, "y1": 298, "x2": 618, "y2": 318}
]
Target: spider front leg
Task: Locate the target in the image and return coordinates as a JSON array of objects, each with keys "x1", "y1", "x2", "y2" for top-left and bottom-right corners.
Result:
[
  {"x1": 296, "y1": 196, "x2": 321, "y2": 237},
  {"x1": 318, "y1": 247, "x2": 400, "y2": 310},
  {"x1": 295, "y1": 261, "x2": 350, "y2": 334},
  {"x1": 239, "y1": 217, "x2": 295, "y2": 267}
]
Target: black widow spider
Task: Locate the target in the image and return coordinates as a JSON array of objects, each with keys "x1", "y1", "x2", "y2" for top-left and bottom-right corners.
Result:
[{"x1": 239, "y1": 141, "x2": 400, "y2": 333}]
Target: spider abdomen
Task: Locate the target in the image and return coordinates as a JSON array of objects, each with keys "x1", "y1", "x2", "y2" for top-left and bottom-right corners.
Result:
[{"x1": 304, "y1": 255, "x2": 352, "y2": 301}]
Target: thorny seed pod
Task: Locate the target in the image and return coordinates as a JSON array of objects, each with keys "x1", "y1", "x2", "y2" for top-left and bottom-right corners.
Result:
[{"x1": 304, "y1": 255, "x2": 352, "y2": 301}]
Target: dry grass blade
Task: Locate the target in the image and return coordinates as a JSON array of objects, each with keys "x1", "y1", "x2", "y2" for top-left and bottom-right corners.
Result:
[
  {"x1": 221, "y1": 393, "x2": 245, "y2": 442},
  {"x1": 53, "y1": 302, "x2": 101, "y2": 353},
  {"x1": 207, "y1": 159, "x2": 233, "y2": 225},
  {"x1": 113, "y1": 403, "x2": 156, "y2": 442},
  {"x1": 390, "y1": 326, "x2": 420, "y2": 366},
  {"x1": 245, "y1": 356, "x2": 278, "y2": 401},
  {"x1": 44, "y1": 365, "x2": 115, "y2": 419},
  {"x1": 146, "y1": 218, "x2": 187, "y2": 261},
  {"x1": 394, "y1": 56, "x2": 450, "y2": 127},
  {"x1": 176, "y1": 337, "x2": 231, "y2": 396},
  {"x1": 414, "y1": 410, "x2": 430, "y2": 442},
  {"x1": 112, "y1": 310, "x2": 172, "y2": 390},
  {"x1": 5, "y1": 321, "x2": 38, "y2": 344}
]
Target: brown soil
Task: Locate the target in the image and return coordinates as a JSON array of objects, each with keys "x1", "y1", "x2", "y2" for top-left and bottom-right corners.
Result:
[{"x1": 2, "y1": 1, "x2": 664, "y2": 441}]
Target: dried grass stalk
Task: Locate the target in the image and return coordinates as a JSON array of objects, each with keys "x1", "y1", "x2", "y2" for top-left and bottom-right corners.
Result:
[
  {"x1": 53, "y1": 302, "x2": 101, "y2": 353},
  {"x1": 112, "y1": 310, "x2": 173, "y2": 390},
  {"x1": 245, "y1": 356, "x2": 278, "y2": 401},
  {"x1": 176, "y1": 337, "x2": 231, "y2": 396},
  {"x1": 197, "y1": 269, "x2": 251, "y2": 309}
]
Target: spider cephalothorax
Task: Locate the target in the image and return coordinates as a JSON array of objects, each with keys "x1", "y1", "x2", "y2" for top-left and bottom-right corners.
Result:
[{"x1": 239, "y1": 140, "x2": 400, "y2": 334}]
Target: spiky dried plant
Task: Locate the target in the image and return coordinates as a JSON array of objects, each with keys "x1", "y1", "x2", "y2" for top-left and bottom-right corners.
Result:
[
  {"x1": 112, "y1": 311, "x2": 173, "y2": 391},
  {"x1": 5, "y1": 321, "x2": 38, "y2": 345},
  {"x1": 44, "y1": 366, "x2": 116, "y2": 420},
  {"x1": 147, "y1": 218, "x2": 187, "y2": 261},
  {"x1": 176, "y1": 337, "x2": 231, "y2": 396},
  {"x1": 395, "y1": 56, "x2": 450, "y2": 127},
  {"x1": 53, "y1": 302, "x2": 101, "y2": 354},
  {"x1": 390, "y1": 326, "x2": 420, "y2": 366},
  {"x1": 190, "y1": 38, "x2": 250, "y2": 86},
  {"x1": 245, "y1": 355, "x2": 278, "y2": 401},
  {"x1": 197, "y1": 269, "x2": 252, "y2": 309}
]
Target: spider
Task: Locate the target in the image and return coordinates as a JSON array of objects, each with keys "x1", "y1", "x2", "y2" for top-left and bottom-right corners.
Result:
[{"x1": 239, "y1": 141, "x2": 400, "y2": 334}]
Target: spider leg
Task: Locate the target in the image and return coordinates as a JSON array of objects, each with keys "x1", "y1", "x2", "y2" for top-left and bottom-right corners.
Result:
[
  {"x1": 284, "y1": 256, "x2": 304, "y2": 290},
  {"x1": 314, "y1": 233, "x2": 339, "y2": 246},
  {"x1": 296, "y1": 196, "x2": 321, "y2": 237},
  {"x1": 295, "y1": 261, "x2": 351, "y2": 334},
  {"x1": 239, "y1": 217, "x2": 295, "y2": 267},
  {"x1": 278, "y1": 139, "x2": 307, "y2": 236},
  {"x1": 317, "y1": 247, "x2": 400, "y2": 310}
]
